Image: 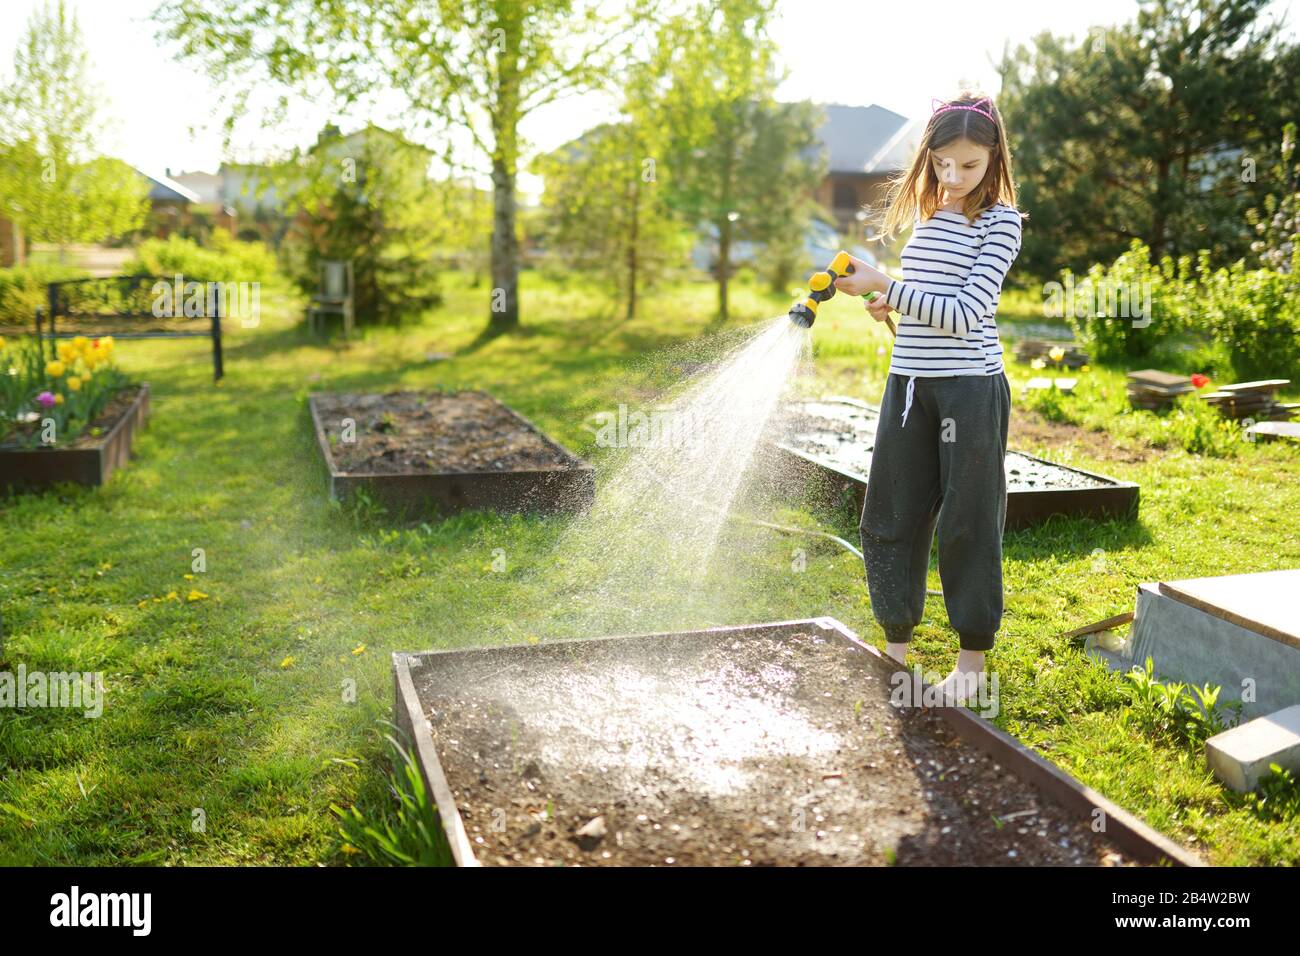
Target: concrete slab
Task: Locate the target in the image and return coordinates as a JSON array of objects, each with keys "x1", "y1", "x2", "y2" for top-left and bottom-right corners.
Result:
[
  {"x1": 1159, "y1": 569, "x2": 1300, "y2": 650},
  {"x1": 1205, "y1": 704, "x2": 1300, "y2": 792},
  {"x1": 1090, "y1": 581, "x2": 1300, "y2": 722}
]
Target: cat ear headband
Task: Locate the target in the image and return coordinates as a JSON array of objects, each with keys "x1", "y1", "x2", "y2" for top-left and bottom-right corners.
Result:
[{"x1": 930, "y1": 97, "x2": 994, "y2": 122}]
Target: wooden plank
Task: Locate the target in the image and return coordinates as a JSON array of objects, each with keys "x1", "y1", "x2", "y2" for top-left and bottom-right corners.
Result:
[
  {"x1": 1246, "y1": 421, "x2": 1300, "y2": 441},
  {"x1": 1218, "y1": 379, "x2": 1290, "y2": 394},
  {"x1": 1060, "y1": 611, "x2": 1135, "y2": 642},
  {"x1": 1157, "y1": 570, "x2": 1300, "y2": 651}
]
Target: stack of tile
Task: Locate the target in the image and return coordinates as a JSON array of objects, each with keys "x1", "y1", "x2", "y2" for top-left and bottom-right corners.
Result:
[
  {"x1": 1201, "y1": 380, "x2": 1295, "y2": 421},
  {"x1": 1126, "y1": 369, "x2": 1195, "y2": 410},
  {"x1": 1013, "y1": 339, "x2": 1090, "y2": 369}
]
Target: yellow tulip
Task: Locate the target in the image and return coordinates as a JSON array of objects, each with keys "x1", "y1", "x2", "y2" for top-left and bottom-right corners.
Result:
[
  {"x1": 45, "y1": 360, "x2": 65, "y2": 378},
  {"x1": 68, "y1": 376, "x2": 82, "y2": 392},
  {"x1": 72, "y1": 335, "x2": 90, "y2": 351},
  {"x1": 1048, "y1": 346, "x2": 1066, "y2": 362},
  {"x1": 0, "y1": 334, "x2": 6, "y2": 350},
  {"x1": 54, "y1": 393, "x2": 64, "y2": 405}
]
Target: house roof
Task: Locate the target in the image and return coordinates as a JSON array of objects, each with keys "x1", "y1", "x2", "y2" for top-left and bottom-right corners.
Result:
[
  {"x1": 816, "y1": 103, "x2": 916, "y2": 175},
  {"x1": 132, "y1": 166, "x2": 200, "y2": 203}
]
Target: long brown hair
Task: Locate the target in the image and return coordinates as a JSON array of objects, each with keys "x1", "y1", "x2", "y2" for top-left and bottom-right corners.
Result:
[{"x1": 878, "y1": 91, "x2": 1021, "y2": 241}]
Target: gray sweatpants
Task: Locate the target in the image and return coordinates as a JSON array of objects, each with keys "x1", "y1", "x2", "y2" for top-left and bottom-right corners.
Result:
[{"x1": 859, "y1": 371, "x2": 1011, "y2": 651}]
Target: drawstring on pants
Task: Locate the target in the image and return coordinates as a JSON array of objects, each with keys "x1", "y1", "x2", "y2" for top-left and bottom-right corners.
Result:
[{"x1": 900, "y1": 375, "x2": 917, "y2": 428}]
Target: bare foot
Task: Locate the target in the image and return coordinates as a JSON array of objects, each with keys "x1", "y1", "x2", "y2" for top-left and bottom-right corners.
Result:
[{"x1": 932, "y1": 649, "x2": 986, "y2": 703}]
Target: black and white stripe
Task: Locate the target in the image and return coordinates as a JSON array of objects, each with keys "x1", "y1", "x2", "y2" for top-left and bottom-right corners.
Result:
[{"x1": 882, "y1": 202, "x2": 1023, "y2": 377}]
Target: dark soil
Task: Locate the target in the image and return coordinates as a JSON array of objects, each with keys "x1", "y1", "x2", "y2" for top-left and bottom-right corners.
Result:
[
  {"x1": 411, "y1": 626, "x2": 1141, "y2": 867},
  {"x1": 1009, "y1": 409, "x2": 1155, "y2": 465},
  {"x1": 0, "y1": 385, "x2": 143, "y2": 450},
  {"x1": 313, "y1": 390, "x2": 578, "y2": 475},
  {"x1": 777, "y1": 400, "x2": 1113, "y2": 490}
]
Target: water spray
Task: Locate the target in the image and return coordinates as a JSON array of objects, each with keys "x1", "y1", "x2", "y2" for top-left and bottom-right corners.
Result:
[{"x1": 788, "y1": 250, "x2": 897, "y2": 337}]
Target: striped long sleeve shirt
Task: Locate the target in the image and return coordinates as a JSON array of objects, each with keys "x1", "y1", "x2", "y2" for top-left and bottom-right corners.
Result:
[{"x1": 883, "y1": 201, "x2": 1023, "y2": 377}]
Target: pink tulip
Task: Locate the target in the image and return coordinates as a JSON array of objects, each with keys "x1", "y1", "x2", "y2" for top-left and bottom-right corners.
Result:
[{"x1": 36, "y1": 391, "x2": 56, "y2": 408}]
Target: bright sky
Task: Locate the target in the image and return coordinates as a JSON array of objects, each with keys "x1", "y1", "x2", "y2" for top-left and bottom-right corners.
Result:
[{"x1": 1, "y1": 0, "x2": 1295, "y2": 200}]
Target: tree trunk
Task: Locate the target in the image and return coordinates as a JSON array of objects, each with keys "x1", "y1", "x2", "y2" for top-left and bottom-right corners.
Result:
[
  {"x1": 626, "y1": 175, "x2": 639, "y2": 322},
  {"x1": 489, "y1": 154, "x2": 520, "y2": 333},
  {"x1": 717, "y1": 214, "x2": 731, "y2": 322}
]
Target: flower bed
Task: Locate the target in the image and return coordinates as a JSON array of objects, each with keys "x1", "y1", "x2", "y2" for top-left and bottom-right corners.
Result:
[{"x1": 0, "y1": 334, "x2": 149, "y2": 490}]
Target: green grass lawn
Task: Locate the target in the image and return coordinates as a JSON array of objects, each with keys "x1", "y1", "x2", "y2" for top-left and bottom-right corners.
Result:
[{"x1": 2, "y1": 272, "x2": 1298, "y2": 865}]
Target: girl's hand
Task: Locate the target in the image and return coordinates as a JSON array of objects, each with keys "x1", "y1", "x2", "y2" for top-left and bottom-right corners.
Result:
[
  {"x1": 833, "y1": 254, "x2": 889, "y2": 295},
  {"x1": 865, "y1": 293, "x2": 895, "y2": 324}
]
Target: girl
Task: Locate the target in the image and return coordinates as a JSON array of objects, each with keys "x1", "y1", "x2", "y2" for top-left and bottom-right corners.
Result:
[{"x1": 832, "y1": 91, "x2": 1025, "y2": 703}]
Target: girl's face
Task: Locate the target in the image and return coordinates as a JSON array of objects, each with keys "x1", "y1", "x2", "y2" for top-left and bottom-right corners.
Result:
[{"x1": 929, "y1": 137, "x2": 992, "y2": 201}]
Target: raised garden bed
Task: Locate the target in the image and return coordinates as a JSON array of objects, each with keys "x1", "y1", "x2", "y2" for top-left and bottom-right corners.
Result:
[
  {"x1": 393, "y1": 617, "x2": 1201, "y2": 867},
  {"x1": 771, "y1": 397, "x2": 1139, "y2": 530},
  {"x1": 309, "y1": 390, "x2": 594, "y2": 517},
  {"x1": 0, "y1": 384, "x2": 150, "y2": 492}
]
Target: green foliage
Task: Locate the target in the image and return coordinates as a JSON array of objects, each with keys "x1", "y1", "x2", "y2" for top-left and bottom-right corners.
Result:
[
  {"x1": 331, "y1": 731, "x2": 450, "y2": 866},
  {"x1": 1060, "y1": 240, "x2": 1191, "y2": 363},
  {"x1": 0, "y1": 261, "x2": 89, "y2": 323},
  {"x1": 650, "y1": 0, "x2": 824, "y2": 319},
  {"x1": 1154, "y1": 393, "x2": 1245, "y2": 457},
  {"x1": 280, "y1": 128, "x2": 442, "y2": 327},
  {"x1": 0, "y1": 333, "x2": 129, "y2": 446},
  {"x1": 1119, "y1": 657, "x2": 1242, "y2": 751},
  {"x1": 534, "y1": 120, "x2": 692, "y2": 319},
  {"x1": 1199, "y1": 247, "x2": 1300, "y2": 381},
  {"x1": 124, "y1": 232, "x2": 282, "y2": 285},
  {"x1": 1019, "y1": 380, "x2": 1076, "y2": 423},
  {"x1": 1245, "y1": 763, "x2": 1300, "y2": 823},
  {"x1": 1245, "y1": 121, "x2": 1299, "y2": 272},
  {"x1": 1060, "y1": 238, "x2": 1300, "y2": 380},
  {"x1": 0, "y1": 2, "x2": 150, "y2": 246},
  {"x1": 153, "y1": 0, "x2": 662, "y2": 332},
  {"x1": 998, "y1": 0, "x2": 1292, "y2": 280}
]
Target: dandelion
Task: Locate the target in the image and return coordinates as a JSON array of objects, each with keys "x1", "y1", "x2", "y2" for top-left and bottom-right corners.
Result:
[
  {"x1": 351, "y1": 643, "x2": 366, "y2": 656},
  {"x1": 186, "y1": 589, "x2": 209, "y2": 602},
  {"x1": 280, "y1": 655, "x2": 295, "y2": 669}
]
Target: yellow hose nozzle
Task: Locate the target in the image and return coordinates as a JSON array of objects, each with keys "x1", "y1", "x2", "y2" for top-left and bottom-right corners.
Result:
[{"x1": 789, "y1": 250, "x2": 856, "y2": 328}]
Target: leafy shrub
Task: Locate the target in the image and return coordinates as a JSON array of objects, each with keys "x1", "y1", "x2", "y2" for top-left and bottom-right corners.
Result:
[
  {"x1": 0, "y1": 263, "x2": 91, "y2": 324},
  {"x1": 1199, "y1": 246, "x2": 1300, "y2": 381},
  {"x1": 124, "y1": 232, "x2": 282, "y2": 286},
  {"x1": 1060, "y1": 240, "x2": 1193, "y2": 363}
]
